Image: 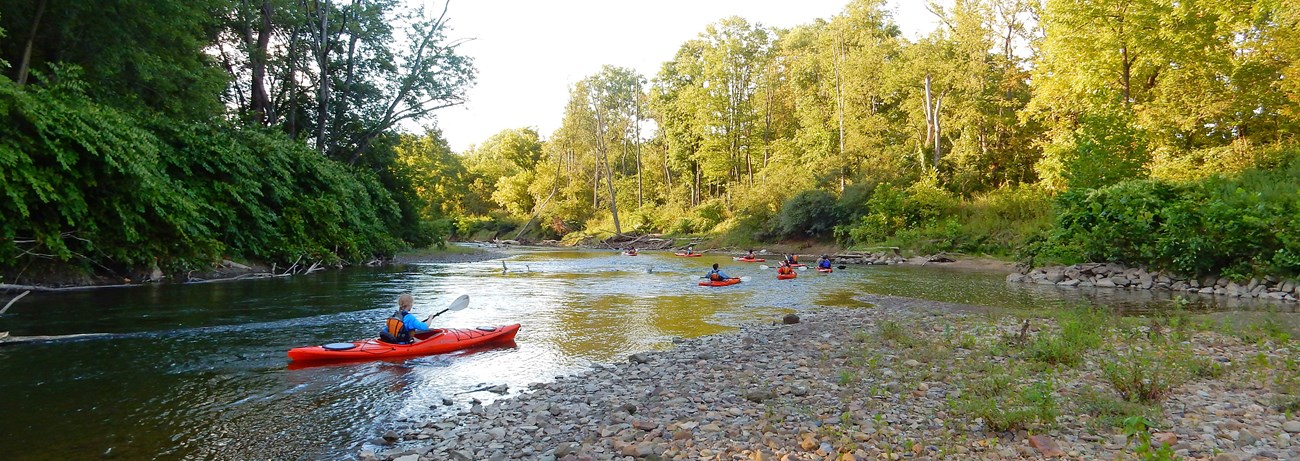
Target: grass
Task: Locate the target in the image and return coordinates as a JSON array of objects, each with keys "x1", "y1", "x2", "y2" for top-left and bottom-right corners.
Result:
[{"x1": 827, "y1": 306, "x2": 1297, "y2": 450}]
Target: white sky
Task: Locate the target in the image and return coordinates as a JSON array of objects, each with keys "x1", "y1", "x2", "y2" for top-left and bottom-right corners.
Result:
[{"x1": 429, "y1": 0, "x2": 939, "y2": 152}]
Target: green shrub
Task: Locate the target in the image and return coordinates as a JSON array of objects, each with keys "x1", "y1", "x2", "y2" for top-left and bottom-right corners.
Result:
[
  {"x1": 1101, "y1": 347, "x2": 1189, "y2": 403},
  {"x1": 1027, "y1": 149, "x2": 1300, "y2": 277},
  {"x1": 954, "y1": 376, "x2": 1059, "y2": 432},
  {"x1": 0, "y1": 75, "x2": 408, "y2": 278},
  {"x1": 773, "y1": 189, "x2": 840, "y2": 239}
]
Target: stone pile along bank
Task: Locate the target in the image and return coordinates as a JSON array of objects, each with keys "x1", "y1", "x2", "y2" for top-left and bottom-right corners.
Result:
[{"x1": 1008, "y1": 263, "x2": 1299, "y2": 303}]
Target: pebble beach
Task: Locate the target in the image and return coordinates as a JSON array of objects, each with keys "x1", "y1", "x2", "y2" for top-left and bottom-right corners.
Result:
[{"x1": 358, "y1": 293, "x2": 1300, "y2": 461}]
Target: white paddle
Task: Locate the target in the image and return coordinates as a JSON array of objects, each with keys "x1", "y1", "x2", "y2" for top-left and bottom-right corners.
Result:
[{"x1": 424, "y1": 294, "x2": 471, "y2": 323}]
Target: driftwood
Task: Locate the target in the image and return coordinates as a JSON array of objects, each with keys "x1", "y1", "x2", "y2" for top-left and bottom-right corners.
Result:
[
  {"x1": 0, "y1": 331, "x2": 114, "y2": 345},
  {"x1": 1, "y1": 290, "x2": 31, "y2": 314}
]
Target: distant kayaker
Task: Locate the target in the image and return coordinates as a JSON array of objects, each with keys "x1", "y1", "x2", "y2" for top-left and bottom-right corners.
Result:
[
  {"x1": 707, "y1": 263, "x2": 731, "y2": 281},
  {"x1": 784, "y1": 254, "x2": 799, "y2": 265},
  {"x1": 819, "y1": 255, "x2": 833, "y2": 270},
  {"x1": 379, "y1": 293, "x2": 432, "y2": 344},
  {"x1": 685, "y1": 244, "x2": 696, "y2": 255},
  {"x1": 777, "y1": 261, "x2": 795, "y2": 276},
  {"x1": 745, "y1": 249, "x2": 757, "y2": 259}
]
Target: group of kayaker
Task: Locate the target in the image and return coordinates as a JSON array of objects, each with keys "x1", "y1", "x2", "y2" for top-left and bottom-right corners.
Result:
[
  {"x1": 378, "y1": 251, "x2": 836, "y2": 345},
  {"x1": 707, "y1": 253, "x2": 833, "y2": 279}
]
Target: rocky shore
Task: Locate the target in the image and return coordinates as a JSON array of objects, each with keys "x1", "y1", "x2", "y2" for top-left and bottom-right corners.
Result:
[
  {"x1": 362, "y1": 295, "x2": 1300, "y2": 461},
  {"x1": 1010, "y1": 263, "x2": 1300, "y2": 303}
]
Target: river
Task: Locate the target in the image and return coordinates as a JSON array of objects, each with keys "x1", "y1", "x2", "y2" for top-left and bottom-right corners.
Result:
[{"x1": 0, "y1": 247, "x2": 1293, "y2": 460}]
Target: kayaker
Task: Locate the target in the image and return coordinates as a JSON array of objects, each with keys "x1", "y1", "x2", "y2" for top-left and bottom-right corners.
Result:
[
  {"x1": 706, "y1": 263, "x2": 731, "y2": 281},
  {"x1": 819, "y1": 255, "x2": 833, "y2": 270},
  {"x1": 777, "y1": 261, "x2": 795, "y2": 276},
  {"x1": 785, "y1": 254, "x2": 799, "y2": 265},
  {"x1": 686, "y1": 244, "x2": 696, "y2": 255},
  {"x1": 379, "y1": 293, "x2": 432, "y2": 344},
  {"x1": 745, "y1": 249, "x2": 756, "y2": 259}
]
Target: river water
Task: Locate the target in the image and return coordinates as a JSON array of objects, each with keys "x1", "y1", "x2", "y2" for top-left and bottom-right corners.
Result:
[{"x1": 0, "y1": 248, "x2": 1294, "y2": 460}]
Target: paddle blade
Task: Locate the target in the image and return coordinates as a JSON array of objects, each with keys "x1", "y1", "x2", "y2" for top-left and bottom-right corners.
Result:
[
  {"x1": 759, "y1": 265, "x2": 769, "y2": 270},
  {"x1": 797, "y1": 266, "x2": 808, "y2": 271},
  {"x1": 739, "y1": 276, "x2": 751, "y2": 282},
  {"x1": 447, "y1": 294, "x2": 470, "y2": 311},
  {"x1": 837, "y1": 265, "x2": 847, "y2": 270}
]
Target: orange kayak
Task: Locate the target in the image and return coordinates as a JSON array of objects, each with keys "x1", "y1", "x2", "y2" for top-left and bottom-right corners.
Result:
[
  {"x1": 699, "y1": 278, "x2": 742, "y2": 287},
  {"x1": 818, "y1": 268, "x2": 833, "y2": 273},
  {"x1": 777, "y1": 272, "x2": 797, "y2": 280},
  {"x1": 674, "y1": 253, "x2": 702, "y2": 257},
  {"x1": 287, "y1": 324, "x2": 520, "y2": 362},
  {"x1": 735, "y1": 257, "x2": 765, "y2": 262}
]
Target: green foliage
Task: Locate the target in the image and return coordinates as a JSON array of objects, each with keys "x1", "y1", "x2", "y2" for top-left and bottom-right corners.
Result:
[
  {"x1": 1026, "y1": 309, "x2": 1104, "y2": 367},
  {"x1": 773, "y1": 189, "x2": 839, "y2": 239},
  {"x1": 1123, "y1": 416, "x2": 1180, "y2": 461},
  {"x1": 954, "y1": 373, "x2": 1059, "y2": 432},
  {"x1": 1028, "y1": 151, "x2": 1300, "y2": 277},
  {"x1": 1073, "y1": 386, "x2": 1163, "y2": 430},
  {"x1": 1100, "y1": 347, "x2": 1189, "y2": 404},
  {"x1": 0, "y1": 77, "x2": 407, "y2": 279}
]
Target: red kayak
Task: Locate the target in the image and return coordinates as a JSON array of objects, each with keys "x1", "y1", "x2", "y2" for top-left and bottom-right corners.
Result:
[
  {"x1": 674, "y1": 253, "x2": 703, "y2": 257},
  {"x1": 790, "y1": 263, "x2": 806, "y2": 268},
  {"x1": 777, "y1": 272, "x2": 797, "y2": 280},
  {"x1": 287, "y1": 324, "x2": 520, "y2": 362},
  {"x1": 818, "y1": 268, "x2": 833, "y2": 273},
  {"x1": 735, "y1": 257, "x2": 766, "y2": 262},
  {"x1": 699, "y1": 278, "x2": 742, "y2": 287},
  {"x1": 624, "y1": 252, "x2": 638, "y2": 256}
]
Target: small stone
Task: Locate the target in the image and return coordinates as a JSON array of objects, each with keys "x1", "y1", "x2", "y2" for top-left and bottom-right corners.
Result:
[
  {"x1": 783, "y1": 314, "x2": 800, "y2": 324},
  {"x1": 382, "y1": 430, "x2": 399, "y2": 442},
  {"x1": 1284, "y1": 421, "x2": 1300, "y2": 434},
  {"x1": 393, "y1": 455, "x2": 419, "y2": 461},
  {"x1": 1029, "y1": 435, "x2": 1066, "y2": 457},
  {"x1": 629, "y1": 352, "x2": 651, "y2": 364}
]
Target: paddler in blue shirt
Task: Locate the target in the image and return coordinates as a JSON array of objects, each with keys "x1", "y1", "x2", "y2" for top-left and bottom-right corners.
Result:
[{"x1": 379, "y1": 294, "x2": 432, "y2": 344}]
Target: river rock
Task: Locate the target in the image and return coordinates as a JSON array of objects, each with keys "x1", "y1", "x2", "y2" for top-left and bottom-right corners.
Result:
[
  {"x1": 783, "y1": 313, "x2": 800, "y2": 324},
  {"x1": 1284, "y1": 421, "x2": 1300, "y2": 433}
]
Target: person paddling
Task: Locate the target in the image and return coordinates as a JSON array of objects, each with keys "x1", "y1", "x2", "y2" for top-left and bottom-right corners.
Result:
[
  {"x1": 777, "y1": 261, "x2": 795, "y2": 276},
  {"x1": 379, "y1": 294, "x2": 432, "y2": 344},
  {"x1": 745, "y1": 249, "x2": 757, "y2": 259},
  {"x1": 706, "y1": 263, "x2": 731, "y2": 281},
  {"x1": 818, "y1": 255, "x2": 832, "y2": 270}
]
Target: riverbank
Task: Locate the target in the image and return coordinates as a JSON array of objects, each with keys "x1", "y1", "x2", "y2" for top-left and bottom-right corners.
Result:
[
  {"x1": 393, "y1": 244, "x2": 509, "y2": 264},
  {"x1": 365, "y1": 295, "x2": 1300, "y2": 461}
]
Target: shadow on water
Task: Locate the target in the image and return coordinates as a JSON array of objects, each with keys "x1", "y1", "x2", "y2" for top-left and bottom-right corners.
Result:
[{"x1": 0, "y1": 247, "x2": 1295, "y2": 460}]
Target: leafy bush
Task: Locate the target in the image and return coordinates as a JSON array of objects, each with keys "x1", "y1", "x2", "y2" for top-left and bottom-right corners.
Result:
[
  {"x1": 1027, "y1": 150, "x2": 1300, "y2": 278},
  {"x1": 773, "y1": 189, "x2": 839, "y2": 239},
  {"x1": 0, "y1": 76, "x2": 409, "y2": 279},
  {"x1": 1101, "y1": 347, "x2": 1189, "y2": 403},
  {"x1": 954, "y1": 375, "x2": 1059, "y2": 432}
]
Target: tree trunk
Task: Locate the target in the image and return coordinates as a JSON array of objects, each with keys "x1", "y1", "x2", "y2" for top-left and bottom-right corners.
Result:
[
  {"x1": 313, "y1": 0, "x2": 332, "y2": 155},
  {"x1": 836, "y1": 30, "x2": 847, "y2": 191},
  {"x1": 635, "y1": 79, "x2": 643, "y2": 208},
  {"x1": 249, "y1": 0, "x2": 274, "y2": 124},
  {"x1": 16, "y1": 0, "x2": 47, "y2": 86}
]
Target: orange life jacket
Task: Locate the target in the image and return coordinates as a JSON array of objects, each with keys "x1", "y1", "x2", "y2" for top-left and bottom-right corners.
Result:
[{"x1": 383, "y1": 310, "x2": 412, "y2": 343}]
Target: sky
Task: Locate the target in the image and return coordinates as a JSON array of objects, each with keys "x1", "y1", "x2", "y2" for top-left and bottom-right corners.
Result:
[{"x1": 430, "y1": 0, "x2": 939, "y2": 152}]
